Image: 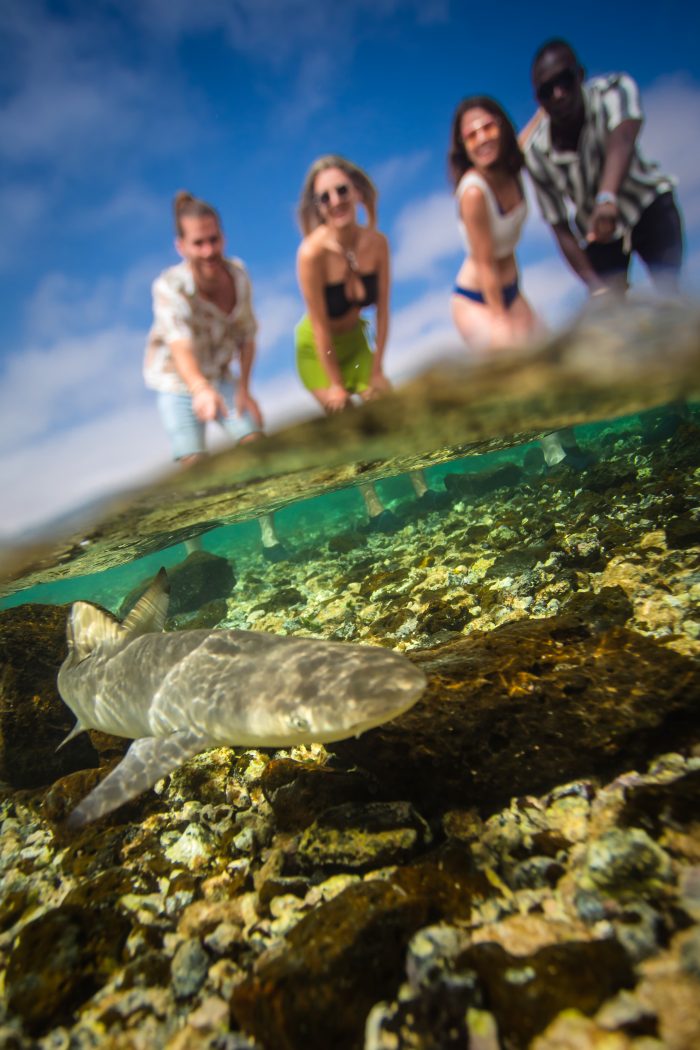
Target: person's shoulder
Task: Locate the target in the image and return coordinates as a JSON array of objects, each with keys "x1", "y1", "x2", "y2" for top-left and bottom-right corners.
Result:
[
  {"x1": 587, "y1": 71, "x2": 638, "y2": 98},
  {"x1": 298, "y1": 226, "x2": 326, "y2": 262},
  {"x1": 226, "y1": 257, "x2": 250, "y2": 280},
  {"x1": 153, "y1": 260, "x2": 190, "y2": 294},
  {"x1": 456, "y1": 169, "x2": 485, "y2": 197},
  {"x1": 524, "y1": 115, "x2": 550, "y2": 159}
]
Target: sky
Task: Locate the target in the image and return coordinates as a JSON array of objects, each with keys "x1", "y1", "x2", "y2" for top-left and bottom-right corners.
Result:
[{"x1": 1, "y1": 0, "x2": 699, "y2": 543}]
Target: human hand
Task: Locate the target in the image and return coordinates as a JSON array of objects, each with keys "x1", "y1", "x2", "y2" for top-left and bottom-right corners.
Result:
[
  {"x1": 235, "y1": 388, "x2": 264, "y2": 428},
  {"x1": 325, "y1": 383, "x2": 350, "y2": 412},
  {"x1": 192, "y1": 384, "x2": 227, "y2": 422},
  {"x1": 363, "y1": 370, "x2": 392, "y2": 400},
  {"x1": 587, "y1": 201, "x2": 619, "y2": 244}
]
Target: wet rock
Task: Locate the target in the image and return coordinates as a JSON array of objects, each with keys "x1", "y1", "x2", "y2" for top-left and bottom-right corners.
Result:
[
  {"x1": 452, "y1": 938, "x2": 635, "y2": 1048},
  {"x1": 5, "y1": 904, "x2": 130, "y2": 1035},
  {"x1": 171, "y1": 938, "x2": 210, "y2": 1000},
  {"x1": 443, "y1": 461, "x2": 523, "y2": 498},
  {"x1": 120, "y1": 550, "x2": 235, "y2": 618},
  {"x1": 0, "y1": 603, "x2": 100, "y2": 787},
  {"x1": 333, "y1": 616, "x2": 700, "y2": 816},
  {"x1": 560, "y1": 586, "x2": 634, "y2": 631},
  {"x1": 664, "y1": 516, "x2": 700, "y2": 550},
  {"x1": 231, "y1": 845, "x2": 488, "y2": 1050},
  {"x1": 292, "y1": 801, "x2": 432, "y2": 873},
  {"x1": 581, "y1": 828, "x2": 674, "y2": 898},
  {"x1": 260, "y1": 758, "x2": 376, "y2": 830}
]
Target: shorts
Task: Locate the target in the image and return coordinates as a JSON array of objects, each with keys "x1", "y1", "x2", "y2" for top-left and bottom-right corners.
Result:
[
  {"x1": 585, "y1": 192, "x2": 684, "y2": 291},
  {"x1": 295, "y1": 315, "x2": 374, "y2": 393},
  {"x1": 453, "y1": 279, "x2": 520, "y2": 308},
  {"x1": 156, "y1": 377, "x2": 260, "y2": 460}
]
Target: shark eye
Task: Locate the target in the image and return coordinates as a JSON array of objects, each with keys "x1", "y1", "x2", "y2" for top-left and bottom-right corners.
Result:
[{"x1": 290, "y1": 715, "x2": 311, "y2": 733}]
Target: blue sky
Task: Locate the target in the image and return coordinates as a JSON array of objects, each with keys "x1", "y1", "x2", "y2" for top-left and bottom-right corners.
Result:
[{"x1": 1, "y1": 0, "x2": 699, "y2": 541}]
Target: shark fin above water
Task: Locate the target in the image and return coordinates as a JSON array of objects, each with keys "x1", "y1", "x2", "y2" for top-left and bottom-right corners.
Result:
[{"x1": 65, "y1": 727, "x2": 207, "y2": 829}]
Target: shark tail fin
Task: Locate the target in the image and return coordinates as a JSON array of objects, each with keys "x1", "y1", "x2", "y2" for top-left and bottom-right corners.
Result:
[
  {"x1": 56, "y1": 721, "x2": 87, "y2": 751},
  {"x1": 121, "y1": 567, "x2": 171, "y2": 638}
]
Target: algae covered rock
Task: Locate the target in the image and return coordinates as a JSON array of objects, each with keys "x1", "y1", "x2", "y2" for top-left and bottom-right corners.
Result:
[
  {"x1": 0, "y1": 603, "x2": 99, "y2": 787},
  {"x1": 6, "y1": 904, "x2": 130, "y2": 1035},
  {"x1": 293, "y1": 800, "x2": 432, "y2": 873},
  {"x1": 119, "y1": 550, "x2": 235, "y2": 619},
  {"x1": 231, "y1": 845, "x2": 488, "y2": 1050}
]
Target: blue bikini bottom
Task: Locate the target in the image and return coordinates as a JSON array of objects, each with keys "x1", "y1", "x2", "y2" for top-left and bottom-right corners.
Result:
[{"x1": 453, "y1": 279, "x2": 519, "y2": 309}]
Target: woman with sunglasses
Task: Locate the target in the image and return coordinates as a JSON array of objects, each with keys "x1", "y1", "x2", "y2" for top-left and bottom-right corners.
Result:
[
  {"x1": 448, "y1": 96, "x2": 539, "y2": 353},
  {"x1": 295, "y1": 155, "x2": 391, "y2": 413}
]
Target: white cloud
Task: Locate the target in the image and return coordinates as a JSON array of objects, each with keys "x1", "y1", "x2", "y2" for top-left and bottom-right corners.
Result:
[
  {"x1": 520, "y1": 257, "x2": 586, "y2": 329},
  {"x1": 392, "y1": 191, "x2": 462, "y2": 281},
  {"x1": 0, "y1": 327, "x2": 146, "y2": 452},
  {"x1": 373, "y1": 150, "x2": 433, "y2": 196},
  {"x1": 641, "y1": 75, "x2": 700, "y2": 235},
  {"x1": 387, "y1": 287, "x2": 464, "y2": 377}
]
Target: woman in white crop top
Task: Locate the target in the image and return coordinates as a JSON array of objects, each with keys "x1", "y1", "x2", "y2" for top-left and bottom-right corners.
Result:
[{"x1": 449, "y1": 96, "x2": 539, "y2": 353}]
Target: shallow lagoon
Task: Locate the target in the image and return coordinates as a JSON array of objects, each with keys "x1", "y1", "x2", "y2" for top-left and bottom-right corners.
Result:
[{"x1": 1, "y1": 298, "x2": 699, "y2": 1049}]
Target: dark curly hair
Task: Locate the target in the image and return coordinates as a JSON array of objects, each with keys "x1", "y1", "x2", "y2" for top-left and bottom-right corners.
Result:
[{"x1": 448, "y1": 96, "x2": 523, "y2": 189}]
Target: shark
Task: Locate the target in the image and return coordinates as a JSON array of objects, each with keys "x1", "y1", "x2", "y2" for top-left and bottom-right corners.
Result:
[{"x1": 56, "y1": 568, "x2": 426, "y2": 828}]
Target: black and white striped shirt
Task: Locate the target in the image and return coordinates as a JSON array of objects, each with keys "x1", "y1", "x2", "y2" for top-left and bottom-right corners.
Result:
[{"x1": 525, "y1": 73, "x2": 675, "y2": 238}]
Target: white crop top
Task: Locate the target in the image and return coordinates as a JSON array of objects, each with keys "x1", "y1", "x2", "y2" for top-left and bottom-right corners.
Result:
[{"x1": 456, "y1": 170, "x2": 527, "y2": 259}]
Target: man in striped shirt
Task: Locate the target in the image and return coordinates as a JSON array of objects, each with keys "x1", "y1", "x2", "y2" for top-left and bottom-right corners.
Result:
[{"x1": 525, "y1": 39, "x2": 684, "y2": 294}]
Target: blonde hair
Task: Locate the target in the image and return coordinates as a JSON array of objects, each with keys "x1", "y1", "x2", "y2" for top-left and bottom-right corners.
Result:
[
  {"x1": 173, "y1": 191, "x2": 221, "y2": 237},
  {"x1": 297, "y1": 155, "x2": 378, "y2": 236}
]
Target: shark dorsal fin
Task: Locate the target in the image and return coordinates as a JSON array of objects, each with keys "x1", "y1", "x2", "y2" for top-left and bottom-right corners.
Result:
[
  {"x1": 121, "y1": 567, "x2": 170, "y2": 638},
  {"x1": 67, "y1": 602, "x2": 124, "y2": 661}
]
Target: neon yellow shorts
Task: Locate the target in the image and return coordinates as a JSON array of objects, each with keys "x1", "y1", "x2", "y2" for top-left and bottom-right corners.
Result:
[{"x1": 295, "y1": 315, "x2": 375, "y2": 393}]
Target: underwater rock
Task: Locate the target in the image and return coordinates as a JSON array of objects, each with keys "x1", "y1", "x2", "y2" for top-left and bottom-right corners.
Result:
[
  {"x1": 443, "y1": 461, "x2": 523, "y2": 498},
  {"x1": 452, "y1": 939, "x2": 635, "y2": 1048},
  {"x1": 292, "y1": 800, "x2": 432, "y2": 873},
  {"x1": 579, "y1": 828, "x2": 674, "y2": 898},
  {"x1": 260, "y1": 758, "x2": 377, "y2": 830},
  {"x1": 559, "y1": 586, "x2": 633, "y2": 631},
  {"x1": 5, "y1": 904, "x2": 130, "y2": 1035},
  {"x1": 332, "y1": 615, "x2": 700, "y2": 816},
  {"x1": 120, "y1": 550, "x2": 235, "y2": 618},
  {"x1": 665, "y1": 516, "x2": 700, "y2": 550},
  {"x1": 0, "y1": 603, "x2": 100, "y2": 787},
  {"x1": 171, "y1": 938, "x2": 210, "y2": 1000},
  {"x1": 230, "y1": 844, "x2": 488, "y2": 1050}
]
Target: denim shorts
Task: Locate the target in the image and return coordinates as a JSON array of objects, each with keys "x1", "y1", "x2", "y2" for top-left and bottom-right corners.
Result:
[{"x1": 156, "y1": 378, "x2": 260, "y2": 460}]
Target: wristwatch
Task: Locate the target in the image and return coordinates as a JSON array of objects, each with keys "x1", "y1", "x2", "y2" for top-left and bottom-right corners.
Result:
[{"x1": 595, "y1": 191, "x2": 618, "y2": 207}]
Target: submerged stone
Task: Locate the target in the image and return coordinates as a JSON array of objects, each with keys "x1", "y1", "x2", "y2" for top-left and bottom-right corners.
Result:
[
  {"x1": 0, "y1": 603, "x2": 99, "y2": 787},
  {"x1": 332, "y1": 615, "x2": 700, "y2": 816},
  {"x1": 261, "y1": 758, "x2": 377, "y2": 830},
  {"x1": 6, "y1": 904, "x2": 129, "y2": 1035},
  {"x1": 230, "y1": 845, "x2": 487, "y2": 1050},
  {"x1": 120, "y1": 550, "x2": 235, "y2": 618}
]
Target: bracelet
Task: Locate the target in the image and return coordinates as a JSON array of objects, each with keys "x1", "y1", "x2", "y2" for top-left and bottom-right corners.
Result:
[
  {"x1": 190, "y1": 380, "x2": 211, "y2": 395},
  {"x1": 595, "y1": 191, "x2": 618, "y2": 207}
]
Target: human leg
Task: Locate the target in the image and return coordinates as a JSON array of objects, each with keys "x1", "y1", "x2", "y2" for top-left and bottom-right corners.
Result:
[
  {"x1": 156, "y1": 390, "x2": 207, "y2": 463},
  {"x1": 631, "y1": 193, "x2": 684, "y2": 293}
]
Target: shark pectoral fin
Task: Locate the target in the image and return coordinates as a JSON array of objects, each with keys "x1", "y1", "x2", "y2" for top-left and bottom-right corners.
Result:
[
  {"x1": 65, "y1": 728, "x2": 207, "y2": 830},
  {"x1": 121, "y1": 567, "x2": 171, "y2": 638},
  {"x1": 56, "y1": 722, "x2": 87, "y2": 752}
]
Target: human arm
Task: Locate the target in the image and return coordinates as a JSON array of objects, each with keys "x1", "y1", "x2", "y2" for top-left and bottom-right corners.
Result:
[
  {"x1": 587, "y1": 118, "x2": 642, "y2": 243},
  {"x1": 366, "y1": 233, "x2": 392, "y2": 396},
  {"x1": 168, "y1": 340, "x2": 228, "y2": 422},
  {"x1": 235, "y1": 338, "x2": 264, "y2": 427},
  {"x1": 297, "y1": 242, "x2": 350, "y2": 411},
  {"x1": 550, "y1": 222, "x2": 607, "y2": 291}
]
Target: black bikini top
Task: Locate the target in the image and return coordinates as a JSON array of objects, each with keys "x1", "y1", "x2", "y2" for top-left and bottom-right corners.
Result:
[{"x1": 324, "y1": 272, "x2": 379, "y2": 319}]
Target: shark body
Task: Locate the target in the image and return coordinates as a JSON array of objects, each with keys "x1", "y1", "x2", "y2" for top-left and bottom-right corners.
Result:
[{"x1": 57, "y1": 569, "x2": 426, "y2": 828}]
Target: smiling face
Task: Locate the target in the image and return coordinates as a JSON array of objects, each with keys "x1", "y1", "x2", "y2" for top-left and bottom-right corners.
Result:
[
  {"x1": 460, "y1": 107, "x2": 503, "y2": 171},
  {"x1": 313, "y1": 165, "x2": 358, "y2": 229},
  {"x1": 176, "y1": 214, "x2": 226, "y2": 285}
]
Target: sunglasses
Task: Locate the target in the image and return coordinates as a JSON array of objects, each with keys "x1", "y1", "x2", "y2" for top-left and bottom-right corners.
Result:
[
  {"x1": 536, "y1": 67, "x2": 578, "y2": 102},
  {"x1": 314, "y1": 183, "x2": 351, "y2": 208},
  {"x1": 462, "y1": 118, "x2": 499, "y2": 149}
]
